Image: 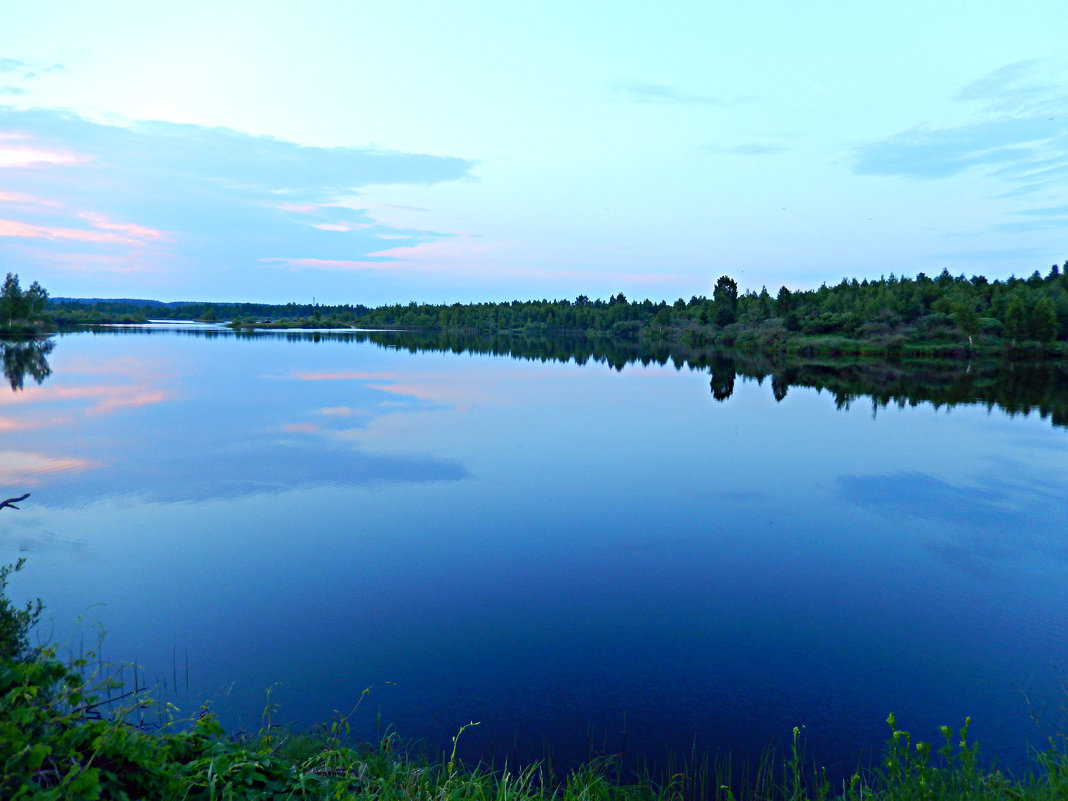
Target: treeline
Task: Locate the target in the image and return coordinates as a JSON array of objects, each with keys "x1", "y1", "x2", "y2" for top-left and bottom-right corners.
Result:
[
  {"x1": 242, "y1": 262, "x2": 1068, "y2": 351},
  {"x1": 47, "y1": 297, "x2": 371, "y2": 326},
  {"x1": 728, "y1": 264, "x2": 1068, "y2": 346},
  {"x1": 29, "y1": 259, "x2": 1068, "y2": 351}
]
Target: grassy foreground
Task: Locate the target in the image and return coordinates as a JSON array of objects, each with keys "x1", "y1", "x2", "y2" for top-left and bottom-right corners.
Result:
[{"x1": 4, "y1": 561, "x2": 1068, "y2": 800}]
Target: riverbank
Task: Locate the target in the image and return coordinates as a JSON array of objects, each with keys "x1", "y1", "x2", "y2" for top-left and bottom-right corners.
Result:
[
  {"x1": 3, "y1": 559, "x2": 1068, "y2": 800},
  {"x1": 4, "y1": 647, "x2": 1068, "y2": 800}
]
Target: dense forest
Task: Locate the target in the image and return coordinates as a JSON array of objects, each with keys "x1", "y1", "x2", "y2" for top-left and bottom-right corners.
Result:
[{"x1": 16, "y1": 260, "x2": 1068, "y2": 354}]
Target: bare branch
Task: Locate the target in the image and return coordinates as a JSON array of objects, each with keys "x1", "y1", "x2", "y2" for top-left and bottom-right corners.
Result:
[{"x1": 0, "y1": 493, "x2": 31, "y2": 511}]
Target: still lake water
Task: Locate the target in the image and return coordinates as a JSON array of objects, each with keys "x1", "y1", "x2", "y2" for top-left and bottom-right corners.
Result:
[{"x1": 3, "y1": 326, "x2": 1068, "y2": 778}]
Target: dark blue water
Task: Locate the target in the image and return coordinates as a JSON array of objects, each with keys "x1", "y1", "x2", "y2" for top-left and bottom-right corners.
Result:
[{"x1": 3, "y1": 327, "x2": 1067, "y2": 780}]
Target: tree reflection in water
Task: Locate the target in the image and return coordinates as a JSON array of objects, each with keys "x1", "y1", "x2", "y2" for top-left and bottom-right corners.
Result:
[{"x1": 1, "y1": 338, "x2": 54, "y2": 391}]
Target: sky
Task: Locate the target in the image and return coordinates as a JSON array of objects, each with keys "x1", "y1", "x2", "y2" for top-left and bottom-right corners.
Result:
[{"x1": 0, "y1": 0, "x2": 1066, "y2": 305}]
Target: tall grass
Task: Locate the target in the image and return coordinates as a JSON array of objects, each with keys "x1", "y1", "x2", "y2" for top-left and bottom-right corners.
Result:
[{"x1": 5, "y1": 556, "x2": 1068, "y2": 799}]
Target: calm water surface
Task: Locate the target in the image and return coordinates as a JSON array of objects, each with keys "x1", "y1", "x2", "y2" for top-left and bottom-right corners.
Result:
[{"x1": 2, "y1": 327, "x2": 1067, "y2": 778}]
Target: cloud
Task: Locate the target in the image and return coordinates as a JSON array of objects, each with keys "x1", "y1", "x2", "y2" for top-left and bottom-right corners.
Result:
[
  {"x1": 0, "y1": 141, "x2": 85, "y2": 168},
  {"x1": 0, "y1": 87, "x2": 27, "y2": 96},
  {"x1": 1013, "y1": 203, "x2": 1068, "y2": 217},
  {"x1": 612, "y1": 81, "x2": 749, "y2": 106},
  {"x1": 955, "y1": 60, "x2": 1055, "y2": 112},
  {"x1": 853, "y1": 62, "x2": 1068, "y2": 194},
  {"x1": 76, "y1": 211, "x2": 166, "y2": 241},
  {"x1": 0, "y1": 58, "x2": 62, "y2": 75},
  {"x1": 0, "y1": 106, "x2": 475, "y2": 295},
  {"x1": 0, "y1": 214, "x2": 165, "y2": 245},
  {"x1": 0, "y1": 190, "x2": 61, "y2": 206},
  {"x1": 853, "y1": 116, "x2": 1065, "y2": 180}
]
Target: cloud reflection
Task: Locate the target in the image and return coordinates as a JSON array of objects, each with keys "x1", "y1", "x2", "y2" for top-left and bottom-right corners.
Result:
[
  {"x1": 838, "y1": 469, "x2": 1068, "y2": 572},
  {"x1": 4, "y1": 335, "x2": 474, "y2": 507},
  {"x1": 0, "y1": 450, "x2": 100, "y2": 484}
]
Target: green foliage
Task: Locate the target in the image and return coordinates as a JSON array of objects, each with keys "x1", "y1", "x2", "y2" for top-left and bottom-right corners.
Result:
[
  {"x1": 5, "y1": 559, "x2": 1068, "y2": 799},
  {"x1": 0, "y1": 559, "x2": 42, "y2": 662},
  {"x1": 1, "y1": 274, "x2": 49, "y2": 331}
]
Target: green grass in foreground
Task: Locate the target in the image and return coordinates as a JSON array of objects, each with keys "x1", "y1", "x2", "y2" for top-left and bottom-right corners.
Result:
[{"x1": 5, "y1": 560, "x2": 1068, "y2": 800}]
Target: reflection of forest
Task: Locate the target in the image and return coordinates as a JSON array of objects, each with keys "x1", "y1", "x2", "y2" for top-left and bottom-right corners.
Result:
[
  {"x1": 1, "y1": 338, "x2": 54, "y2": 391},
  {"x1": 357, "y1": 330, "x2": 1068, "y2": 428},
  {"x1": 719, "y1": 349, "x2": 1068, "y2": 428},
  {"x1": 80, "y1": 326, "x2": 1068, "y2": 428}
]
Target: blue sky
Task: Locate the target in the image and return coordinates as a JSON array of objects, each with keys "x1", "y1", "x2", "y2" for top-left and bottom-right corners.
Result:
[{"x1": 0, "y1": 0, "x2": 1066, "y2": 304}]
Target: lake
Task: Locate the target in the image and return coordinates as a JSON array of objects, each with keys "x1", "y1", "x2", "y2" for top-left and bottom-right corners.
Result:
[{"x1": 2, "y1": 326, "x2": 1068, "y2": 781}]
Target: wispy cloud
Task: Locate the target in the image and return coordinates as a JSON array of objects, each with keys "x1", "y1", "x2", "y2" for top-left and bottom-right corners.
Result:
[
  {"x1": 0, "y1": 190, "x2": 61, "y2": 206},
  {"x1": 0, "y1": 58, "x2": 64, "y2": 75},
  {"x1": 76, "y1": 211, "x2": 166, "y2": 241},
  {"x1": 0, "y1": 106, "x2": 474, "y2": 295},
  {"x1": 0, "y1": 141, "x2": 85, "y2": 168},
  {"x1": 955, "y1": 60, "x2": 1056, "y2": 112},
  {"x1": 853, "y1": 61, "x2": 1068, "y2": 195},
  {"x1": 0, "y1": 217, "x2": 155, "y2": 245},
  {"x1": 612, "y1": 81, "x2": 749, "y2": 106}
]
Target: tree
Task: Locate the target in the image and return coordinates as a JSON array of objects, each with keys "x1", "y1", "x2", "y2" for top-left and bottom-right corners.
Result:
[
  {"x1": 952, "y1": 303, "x2": 979, "y2": 349},
  {"x1": 25, "y1": 281, "x2": 47, "y2": 317},
  {"x1": 776, "y1": 285, "x2": 792, "y2": 316},
  {"x1": 1003, "y1": 295, "x2": 1027, "y2": 344},
  {"x1": 1029, "y1": 297, "x2": 1058, "y2": 342},
  {"x1": 1, "y1": 273, "x2": 29, "y2": 326},
  {"x1": 713, "y1": 275, "x2": 738, "y2": 325},
  {"x1": 1, "y1": 274, "x2": 49, "y2": 330}
]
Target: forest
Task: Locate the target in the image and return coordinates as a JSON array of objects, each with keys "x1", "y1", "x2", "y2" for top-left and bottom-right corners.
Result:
[{"x1": 18, "y1": 260, "x2": 1068, "y2": 355}]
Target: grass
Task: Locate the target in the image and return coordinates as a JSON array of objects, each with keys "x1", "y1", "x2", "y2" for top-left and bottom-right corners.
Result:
[
  {"x1": 5, "y1": 560, "x2": 1068, "y2": 799},
  {"x1": 7, "y1": 648, "x2": 1068, "y2": 801}
]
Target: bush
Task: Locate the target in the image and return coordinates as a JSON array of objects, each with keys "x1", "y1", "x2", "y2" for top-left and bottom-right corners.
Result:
[{"x1": 0, "y1": 559, "x2": 41, "y2": 661}]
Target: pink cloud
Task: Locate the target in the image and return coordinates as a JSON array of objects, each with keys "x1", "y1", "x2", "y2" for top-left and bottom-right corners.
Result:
[
  {"x1": 0, "y1": 190, "x2": 62, "y2": 207},
  {"x1": 282, "y1": 422, "x2": 319, "y2": 433},
  {"x1": 316, "y1": 406, "x2": 371, "y2": 417},
  {"x1": 275, "y1": 202, "x2": 320, "y2": 214},
  {"x1": 363, "y1": 234, "x2": 496, "y2": 263},
  {"x1": 77, "y1": 211, "x2": 166, "y2": 242},
  {"x1": 0, "y1": 217, "x2": 145, "y2": 245},
  {"x1": 0, "y1": 144, "x2": 84, "y2": 169},
  {"x1": 311, "y1": 222, "x2": 368, "y2": 232}
]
